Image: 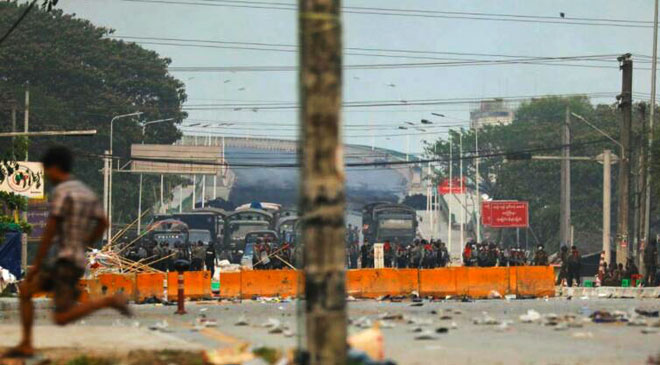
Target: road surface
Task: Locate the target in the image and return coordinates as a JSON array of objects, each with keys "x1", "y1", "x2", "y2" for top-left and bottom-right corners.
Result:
[{"x1": 1, "y1": 297, "x2": 659, "y2": 364}]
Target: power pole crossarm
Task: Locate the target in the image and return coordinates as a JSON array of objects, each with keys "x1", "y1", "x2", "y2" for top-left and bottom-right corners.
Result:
[{"x1": 0, "y1": 130, "x2": 97, "y2": 137}]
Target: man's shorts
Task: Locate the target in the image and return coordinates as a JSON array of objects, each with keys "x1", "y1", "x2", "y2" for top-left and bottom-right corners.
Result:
[{"x1": 36, "y1": 259, "x2": 85, "y2": 313}]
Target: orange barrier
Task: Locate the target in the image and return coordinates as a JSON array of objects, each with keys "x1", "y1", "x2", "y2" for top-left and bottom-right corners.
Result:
[
  {"x1": 346, "y1": 269, "x2": 418, "y2": 298},
  {"x1": 136, "y1": 273, "x2": 166, "y2": 302},
  {"x1": 419, "y1": 268, "x2": 458, "y2": 297},
  {"x1": 86, "y1": 273, "x2": 137, "y2": 301},
  {"x1": 515, "y1": 266, "x2": 555, "y2": 297},
  {"x1": 218, "y1": 267, "x2": 556, "y2": 299},
  {"x1": 81, "y1": 267, "x2": 556, "y2": 302},
  {"x1": 167, "y1": 271, "x2": 212, "y2": 300},
  {"x1": 240, "y1": 269, "x2": 301, "y2": 298},
  {"x1": 466, "y1": 267, "x2": 512, "y2": 298},
  {"x1": 219, "y1": 271, "x2": 242, "y2": 298}
]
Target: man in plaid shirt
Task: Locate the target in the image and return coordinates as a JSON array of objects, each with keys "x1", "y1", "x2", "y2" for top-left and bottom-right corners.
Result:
[{"x1": 5, "y1": 146, "x2": 130, "y2": 359}]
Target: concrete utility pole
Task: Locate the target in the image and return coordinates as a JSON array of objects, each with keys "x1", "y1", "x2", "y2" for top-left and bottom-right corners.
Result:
[
  {"x1": 602, "y1": 150, "x2": 613, "y2": 264},
  {"x1": 644, "y1": 0, "x2": 659, "y2": 255},
  {"x1": 23, "y1": 84, "x2": 29, "y2": 162},
  {"x1": 475, "y1": 129, "x2": 481, "y2": 242},
  {"x1": 299, "y1": 0, "x2": 346, "y2": 363},
  {"x1": 560, "y1": 108, "x2": 571, "y2": 248},
  {"x1": 11, "y1": 106, "x2": 16, "y2": 156},
  {"x1": 618, "y1": 54, "x2": 633, "y2": 265},
  {"x1": 448, "y1": 136, "x2": 453, "y2": 252}
]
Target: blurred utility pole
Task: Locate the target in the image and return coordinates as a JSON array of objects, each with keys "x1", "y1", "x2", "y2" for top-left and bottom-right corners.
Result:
[
  {"x1": 617, "y1": 54, "x2": 633, "y2": 265},
  {"x1": 299, "y1": 0, "x2": 346, "y2": 364},
  {"x1": 644, "y1": 0, "x2": 659, "y2": 264},
  {"x1": 560, "y1": 108, "x2": 571, "y2": 248}
]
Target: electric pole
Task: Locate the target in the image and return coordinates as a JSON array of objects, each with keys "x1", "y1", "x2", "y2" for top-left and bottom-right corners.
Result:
[
  {"x1": 299, "y1": 0, "x2": 346, "y2": 363},
  {"x1": 617, "y1": 54, "x2": 633, "y2": 265},
  {"x1": 602, "y1": 150, "x2": 613, "y2": 265},
  {"x1": 644, "y1": 0, "x2": 659, "y2": 267},
  {"x1": 560, "y1": 108, "x2": 571, "y2": 248}
]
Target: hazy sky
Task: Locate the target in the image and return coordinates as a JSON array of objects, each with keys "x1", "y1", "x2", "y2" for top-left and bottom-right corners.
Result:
[{"x1": 56, "y1": 0, "x2": 655, "y2": 154}]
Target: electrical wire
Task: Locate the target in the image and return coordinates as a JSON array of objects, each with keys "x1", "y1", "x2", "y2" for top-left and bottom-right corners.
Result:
[
  {"x1": 117, "y1": 0, "x2": 653, "y2": 29},
  {"x1": 0, "y1": 0, "x2": 37, "y2": 46},
  {"x1": 107, "y1": 137, "x2": 611, "y2": 168}
]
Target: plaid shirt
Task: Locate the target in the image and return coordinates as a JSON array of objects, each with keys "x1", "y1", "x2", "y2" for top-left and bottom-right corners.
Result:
[{"x1": 50, "y1": 179, "x2": 105, "y2": 269}]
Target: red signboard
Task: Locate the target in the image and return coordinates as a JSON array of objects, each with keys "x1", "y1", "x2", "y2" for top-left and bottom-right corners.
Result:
[
  {"x1": 481, "y1": 201, "x2": 493, "y2": 226},
  {"x1": 481, "y1": 201, "x2": 529, "y2": 228},
  {"x1": 438, "y1": 177, "x2": 467, "y2": 195}
]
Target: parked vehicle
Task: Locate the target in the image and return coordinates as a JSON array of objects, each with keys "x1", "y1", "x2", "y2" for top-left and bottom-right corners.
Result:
[
  {"x1": 223, "y1": 208, "x2": 274, "y2": 252},
  {"x1": 362, "y1": 202, "x2": 417, "y2": 244}
]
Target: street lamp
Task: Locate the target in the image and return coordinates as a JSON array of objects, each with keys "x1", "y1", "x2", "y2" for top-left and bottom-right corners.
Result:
[
  {"x1": 137, "y1": 118, "x2": 174, "y2": 233},
  {"x1": 570, "y1": 112, "x2": 624, "y2": 160},
  {"x1": 105, "y1": 111, "x2": 142, "y2": 245}
]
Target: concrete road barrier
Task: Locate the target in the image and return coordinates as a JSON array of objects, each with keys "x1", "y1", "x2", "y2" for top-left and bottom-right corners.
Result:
[
  {"x1": 220, "y1": 266, "x2": 556, "y2": 299},
  {"x1": 82, "y1": 267, "x2": 555, "y2": 301}
]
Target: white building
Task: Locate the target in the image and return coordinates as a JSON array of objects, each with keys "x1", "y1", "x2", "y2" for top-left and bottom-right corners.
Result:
[{"x1": 470, "y1": 99, "x2": 515, "y2": 130}]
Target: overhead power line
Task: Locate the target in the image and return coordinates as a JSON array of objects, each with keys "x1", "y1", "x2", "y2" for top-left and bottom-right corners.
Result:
[
  {"x1": 114, "y1": 138, "x2": 612, "y2": 168},
  {"x1": 118, "y1": 0, "x2": 652, "y2": 29},
  {"x1": 178, "y1": 92, "x2": 623, "y2": 111},
  {"x1": 110, "y1": 35, "x2": 628, "y2": 68},
  {"x1": 164, "y1": 55, "x2": 647, "y2": 73},
  {"x1": 0, "y1": 0, "x2": 37, "y2": 46}
]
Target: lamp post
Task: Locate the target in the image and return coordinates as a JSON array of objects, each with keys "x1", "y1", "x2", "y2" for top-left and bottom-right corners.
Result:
[
  {"x1": 570, "y1": 112, "x2": 625, "y2": 265},
  {"x1": 137, "y1": 118, "x2": 174, "y2": 233},
  {"x1": 106, "y1": 111, "x2": 142, "y2": 245}
]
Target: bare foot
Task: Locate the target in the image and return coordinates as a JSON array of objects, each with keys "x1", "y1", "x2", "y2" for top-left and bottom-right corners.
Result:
[
  {"x1": 2, "y1": 343, "x2": 34, "y2": 358},
  {"x1": 109, "y1": 294, "x2": 132, "y2": 317}
]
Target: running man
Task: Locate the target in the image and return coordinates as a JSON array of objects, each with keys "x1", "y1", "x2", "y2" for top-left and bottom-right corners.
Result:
[{"x1": 4, "y1": 146, "x2": 130, "y2": 358}]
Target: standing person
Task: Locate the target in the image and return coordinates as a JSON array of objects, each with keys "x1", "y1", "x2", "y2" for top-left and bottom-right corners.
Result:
[
  {"x1": 624, "y1": 258, "x2": 639, "y2": 282},
  {"x1": 462, "y1": 242, "x2": 472, "y2": 267},
  {"x1": 348, "y1": 241, "x2": 359, "y2": 269},
  {"x1": 556, "y1": 245, "x2": 569, "y2": 285},
  {"x1": 192, "y1": 241, "x2": 206, "y2": 271},
  {"x1": 644, "y1": 239, "x2": 658, "y2": 286},
  {"x1": 4, "y1": 146, "x2": 130, "y2": 358},
  {"x1": 383, "y1": 240, "x2": 392, "y2": 268},
  {"x1": 360, "y1": 240, "x2": 369, "y2": 269},
  {"x1": 567, "y1": 246, "x2": 582, "y2": 287},
  {"x1": 533, "y1": 245, "x2": 549, "y2": 266},
  {"x1": 151, "y1": 242, "x2": 163, "y2": 271},
  {"x1": 205, "y1": 244, "x2": 217, "y2": 277},
  {"x1": 396, "y1": 243, "x2": 408, "y2": 268},
  {"x1": 441, "y1": 241, "x2": 450, "y2": 267}
]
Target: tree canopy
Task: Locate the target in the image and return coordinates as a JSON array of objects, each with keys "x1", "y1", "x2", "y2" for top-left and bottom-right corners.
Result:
[
  {"x1": 0, "y1": 2, "x2": 187, "y2": 223},
  {"x1": 427, "y1": 96, "x2": 654, "y2": 254}
]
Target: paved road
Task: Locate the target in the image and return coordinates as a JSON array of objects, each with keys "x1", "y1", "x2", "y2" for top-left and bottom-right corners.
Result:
[{"x1": 2, "y1": 298, "x2": 660, "y2": 364}]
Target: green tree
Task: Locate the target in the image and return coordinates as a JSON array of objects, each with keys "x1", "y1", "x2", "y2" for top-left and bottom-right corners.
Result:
[
  {"x1": 427, "y1": 96, "x2": 651, "y2": 254},
  {"x1": 0, "y1": 2, "x2": 187, "y2": 224}
]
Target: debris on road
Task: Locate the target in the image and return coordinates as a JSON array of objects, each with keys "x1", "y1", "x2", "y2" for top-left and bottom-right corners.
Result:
[
  {"x1": 234, "y1": 316, "x2": 250, "y2": 326},
  {"x1": 472, "y1": 312, "x2": 500, "y2": 325},
  {"x1": 519, "y1": 309, "x2": 541, "y2": 323},
  {"x1": 635, "y1": 308, "x2": 660, "y2": 317},
  {"x1": 414, "y1": 330, "x2": 437, "y2": 340}
]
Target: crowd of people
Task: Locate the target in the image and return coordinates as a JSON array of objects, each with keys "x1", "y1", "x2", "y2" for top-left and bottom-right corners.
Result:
[
  {"x1": 461, "y1": 241, "x2": 550, "y2": 267},
  {"x1": 122, "y1": 240, "x2": 218, "y2": 276},
  {"x1": 250, "y1": 238, "x2": 301, "y2": 270},
  {"x1": 347, "y1": 239, "x2": 451, "y2": 269}
]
